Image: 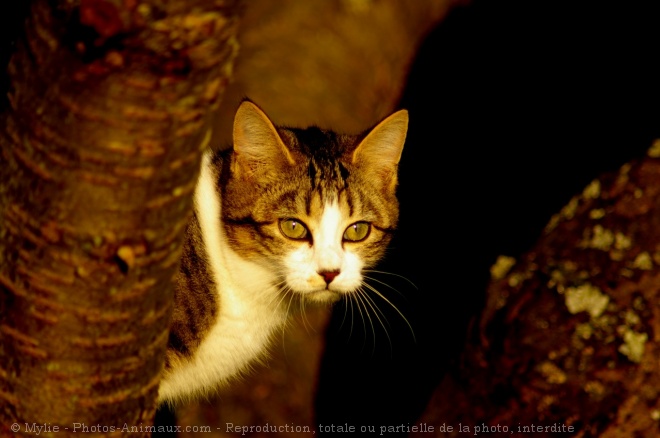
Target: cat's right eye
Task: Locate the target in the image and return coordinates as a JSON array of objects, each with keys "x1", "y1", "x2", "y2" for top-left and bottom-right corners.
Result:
[{"x1": 279, "y1": 219, "x2": 309, "y2": 240}]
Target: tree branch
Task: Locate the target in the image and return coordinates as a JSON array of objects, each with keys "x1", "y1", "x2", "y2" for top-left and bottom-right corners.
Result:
[{"x1": 413, "y1": 147, "x2": 660, "y2": 437}]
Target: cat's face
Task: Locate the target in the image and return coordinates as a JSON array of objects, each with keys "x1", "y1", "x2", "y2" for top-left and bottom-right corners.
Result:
[{"x1": 221, "y1": 101, "x2": 407, "y2": 304}]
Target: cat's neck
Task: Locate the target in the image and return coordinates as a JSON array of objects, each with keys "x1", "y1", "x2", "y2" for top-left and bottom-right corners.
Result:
[
  {"x1": 196, "y1": 151, "x2": 288, "y2": 313},
  {"x1": 158, "y1": 151, "x2": 288, "y2": 404}
]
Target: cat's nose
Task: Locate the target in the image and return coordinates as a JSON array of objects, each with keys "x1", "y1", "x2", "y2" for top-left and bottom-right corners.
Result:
[{"x1": 319, "y1": 270, "x2": 340, "y2": 285}]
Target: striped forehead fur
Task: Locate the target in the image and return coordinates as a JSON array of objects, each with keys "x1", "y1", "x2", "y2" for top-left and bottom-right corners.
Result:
[
  {"x1": 279, "y1": 126, "x2": 353, "y2": 199},
  {"x1": 222, "y1": 128, "x2": 397, "y2": 225}
]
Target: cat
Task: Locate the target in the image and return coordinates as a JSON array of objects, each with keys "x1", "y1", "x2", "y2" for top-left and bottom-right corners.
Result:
[{"x1": 157, "y1": 100, "x2": 408, "y2": 404}]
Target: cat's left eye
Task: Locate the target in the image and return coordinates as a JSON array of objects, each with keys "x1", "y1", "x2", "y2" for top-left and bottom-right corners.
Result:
[
  {"x1": 343, "y1": 222, "x2": 370, "y2": 242},
  {"x1": 279, "y1": 218, "x2": 309, "y2": 240}
]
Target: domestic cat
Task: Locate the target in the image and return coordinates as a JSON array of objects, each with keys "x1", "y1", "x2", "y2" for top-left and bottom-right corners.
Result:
[{"x1": 157, "y1": 100, "x2": 408, "y2": 404}]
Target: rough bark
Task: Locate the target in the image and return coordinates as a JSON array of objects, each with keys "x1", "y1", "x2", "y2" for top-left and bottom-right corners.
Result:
[
  {"x1": 413, "y1": 145, "x2": 660, "y2": 437},
  {"x1": 0, "y1": 0, "x2": 238, "y2": 436}
]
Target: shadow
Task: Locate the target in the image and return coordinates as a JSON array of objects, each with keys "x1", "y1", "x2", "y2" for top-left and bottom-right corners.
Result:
[
  {"x1": 153, "y1": 404, "x2": 178, "y2": 437},
  {"x1": 316, "y1": 0, "x2": 660, "y2": 432}
]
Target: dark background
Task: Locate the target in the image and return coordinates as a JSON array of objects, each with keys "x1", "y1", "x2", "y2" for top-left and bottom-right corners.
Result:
[{"x1": 316, "y1": 0, "x2": 660, "y2": 432}]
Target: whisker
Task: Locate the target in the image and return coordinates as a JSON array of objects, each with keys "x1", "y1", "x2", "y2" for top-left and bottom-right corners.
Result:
[
  {"x1": 299, "y1": 294, "x2": 316, "y2": 335},
  {"x1": 362, "y1": 274, "x2": 411, "y2": 301},
  {"x1": 337, "y1": 294, "x2": 350, "y2": 332},
  {"x1": 279, "y1": 286, "x2": 297, "y2": 355},
  {"x1": 298, "y1": 295, "x2": 307, "y2": 331},
  {"x1": 358, "y1": 287, "x2": 393, "y2": 354},
  {"x1": 283, "y1": 288, "x2": 296, "y2": 326},
  {"x1": 339, "y1": 293, "x2": 359, "y2": 342},
  {"x1": 360, "y1": 288, "x2": 392, "y2": 330},
  {"x1": 352, "y1": 288, "x2": 377, "y2": 355},
  {"x1": 363, "y1": 269, "x2": 418, "y2": 289},
  {"x1": 264, "y1": 281, "x2": 284, "y2": 309},
  {"x1": 270, "y1": 284, "x2": 291, "y2": 323},
  {"x1": 346, "y1": 292, "x2": 367, "y2": 351},
  {"x1": 267, "y1": 277, "x2": 290, "y2": 308},
  {"x1": 363, "y1": 282, "x2": 416, "y2": 343}
]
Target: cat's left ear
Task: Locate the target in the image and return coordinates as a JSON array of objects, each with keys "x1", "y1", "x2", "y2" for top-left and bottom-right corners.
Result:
[{"x1": 352, "y1": 109, "x2": 408, "y2": 191}]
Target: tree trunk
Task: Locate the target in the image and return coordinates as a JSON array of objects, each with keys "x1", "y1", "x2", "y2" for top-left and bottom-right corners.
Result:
[
  {"x1": 412, "y1": 146, "x2": 660, "y2": 437},
  {"x1": 0, "y1": 0, "x2": 239, "y2": 435}
]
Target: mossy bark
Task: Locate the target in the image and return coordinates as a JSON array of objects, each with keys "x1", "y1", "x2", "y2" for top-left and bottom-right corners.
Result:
[
  {"x1": 413, "y1": 147, "x2": 660, "y2": 437},
  {"x1": 0, "y1": 0, "x2": 238, "y2": 435}
]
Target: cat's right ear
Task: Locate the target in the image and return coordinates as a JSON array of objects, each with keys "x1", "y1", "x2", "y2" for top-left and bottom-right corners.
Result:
[{"x1": 231, "y1": 101, "x2": 296, "y2": 181}]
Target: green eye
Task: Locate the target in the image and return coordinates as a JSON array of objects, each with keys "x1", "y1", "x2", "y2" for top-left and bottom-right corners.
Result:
[
  {"x1": 279, "y1": 218, "x2": 309, "y2": 240},
  {"x1": 343, "y1": 222, "x2": 370, "y2": 242}
]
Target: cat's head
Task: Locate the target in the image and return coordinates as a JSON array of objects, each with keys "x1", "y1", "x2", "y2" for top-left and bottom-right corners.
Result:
[{"x1": 221, "y1": 101, "x2": 407, "y2": 303}]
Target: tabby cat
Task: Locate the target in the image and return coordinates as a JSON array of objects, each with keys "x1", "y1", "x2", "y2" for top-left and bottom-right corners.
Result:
[{"x1": 158, "y1": 100, "x2": 408, "y2": 404}]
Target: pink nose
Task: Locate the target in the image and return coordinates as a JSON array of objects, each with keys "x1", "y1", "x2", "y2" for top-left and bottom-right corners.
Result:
[{"x1": 319, "y1": 270, "x2": 340, "y2": 284}]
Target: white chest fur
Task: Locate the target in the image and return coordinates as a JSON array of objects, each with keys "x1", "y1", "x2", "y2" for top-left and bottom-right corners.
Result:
[{"x1": 157, "y1": 153, "x2": 287, "y2": 404}]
